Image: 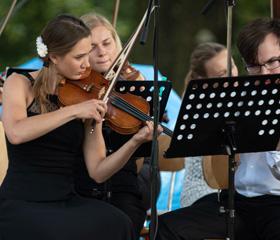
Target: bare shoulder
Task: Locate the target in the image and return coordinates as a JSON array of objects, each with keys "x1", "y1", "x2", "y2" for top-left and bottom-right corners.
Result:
[
  {"x1": 4, "y1": 70, "x2": 40, "y2": 95},
  {"x1": 3, "y1": 71, "x2": 40, "y2": 104},
  {"x1": 5, "y1": 72, "x2": 34, "y2": 90}
]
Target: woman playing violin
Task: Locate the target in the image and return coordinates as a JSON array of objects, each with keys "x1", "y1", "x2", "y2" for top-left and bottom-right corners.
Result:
[
  {"x1": 73, "y1": 12, "x2": 161, "y2": 239},
  {"x1": 0, "y1": 13, "x2": 162, "y2": 240}
]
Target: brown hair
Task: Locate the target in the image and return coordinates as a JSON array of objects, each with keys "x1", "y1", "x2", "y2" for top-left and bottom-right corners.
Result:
[
  {"x1": 237, "y1": 18, "x2": 280, "y2": 65},
  {"x1": 184, "y1": 42, "x2": 226, "y2": 89},
  {"x1": 80, "y1": 12, "x2": 122, "y2": 54},
  {"x1": 34, "y1": 14, "x2": 91, "y2": 113}
]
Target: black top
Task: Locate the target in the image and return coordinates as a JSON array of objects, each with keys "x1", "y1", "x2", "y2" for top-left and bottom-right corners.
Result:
[
  {"x1": 74, "y1": 152, "x2": 138, "y2": 197},
  {"x1": 0, "y1": 94, "x2": 84, "y2": 201},
  {"x1": 0, "y1": 72, "x2": 135, "y2": 240}
]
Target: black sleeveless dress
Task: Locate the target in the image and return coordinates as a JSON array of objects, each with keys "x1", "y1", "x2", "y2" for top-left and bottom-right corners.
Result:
[{"x1": 0, "y1": 73, "x2": 135, "y2": 240}]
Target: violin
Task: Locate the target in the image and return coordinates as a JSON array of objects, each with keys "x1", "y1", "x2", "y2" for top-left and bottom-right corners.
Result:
[
  {"x1": 58, "y1": 7, "x2": 173, "y2": 136},
  {"x1": 120, "y1": 61, "x2": 146, "y2": 81},
  {"x1": 57, "y1": 69, "x2": 173, "y2": 137},
  {"x1": 114, "y1": 61, "x2": 170, "y2": 123}
]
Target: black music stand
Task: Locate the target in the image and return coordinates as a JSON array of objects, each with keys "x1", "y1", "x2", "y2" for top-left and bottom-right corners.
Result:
[
  {"x1": 165, "y1": 73, "x2": 280, "y2": 240},
  {"x1": 99, "y1": 80, "x2": 171, "y2": 203},
  {"x1": 103, "y1": 80, "x2": 172, "y2": 157}
]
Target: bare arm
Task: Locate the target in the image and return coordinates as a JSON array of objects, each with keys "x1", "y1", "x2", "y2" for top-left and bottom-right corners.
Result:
[
  {"x1": 83, "y1": 120, "x2": 162, "y2": 183},
  {"x1": 2, "y1": 73, "x2": 107, "y2": 145}
]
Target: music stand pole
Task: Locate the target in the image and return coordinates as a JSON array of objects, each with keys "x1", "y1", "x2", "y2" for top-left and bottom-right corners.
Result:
[
  {"x1": 150, "y1": 0, "x2": 160, "y2": 239},
  {"x1": 222, "y1": 122, "x2": 237, "y2": 240},
  {"x1": 225, "y1": 1, "x2": 235, "y2": 239},
  {"x1": 140, "y1": 0, "x2": 161, "y2": 238}
]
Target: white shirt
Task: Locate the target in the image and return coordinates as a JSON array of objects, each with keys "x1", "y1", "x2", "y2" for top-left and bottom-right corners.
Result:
[{"x1": 235, "y1": 151, "x2": 280, "y2": 197}]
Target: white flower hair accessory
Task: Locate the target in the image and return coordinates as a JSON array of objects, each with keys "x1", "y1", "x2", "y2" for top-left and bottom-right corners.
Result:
[{"x1": 36, "y1": 36, "x2": 48, "y2": 58}]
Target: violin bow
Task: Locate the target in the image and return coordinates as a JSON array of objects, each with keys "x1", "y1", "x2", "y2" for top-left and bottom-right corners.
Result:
[
  {"x1": 271, "y1": 0, "x2": 280, "y2": 18},
  {"x1": 90, "y1": 7, "x2": 155, "y2": 133},
  {"x1": 112, "y1": 0, "x2": 120, "y2": 28},
  {"x1": 0, "y1": 0, "x2": 18, "y2": 36},
  {"x1": 102, "y1": 6, "x2": 155, "y2": 103}
]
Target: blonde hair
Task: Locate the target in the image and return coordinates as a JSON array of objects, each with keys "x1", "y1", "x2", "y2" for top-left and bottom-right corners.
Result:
[
  {"x1": 34, "y1": 14, "x2": 91, "y2": 113},
  {"x1": 184, "y1": 42, "x2": 226, "y2": 89},
  {"x1": 80, "y1": 13, "x2": 122, "y2": 54}
]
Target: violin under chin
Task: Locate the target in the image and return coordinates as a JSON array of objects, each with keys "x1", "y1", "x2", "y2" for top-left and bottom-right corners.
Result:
[{"x1": 79, "y1": 66, "x2": 92, "y2": 79}]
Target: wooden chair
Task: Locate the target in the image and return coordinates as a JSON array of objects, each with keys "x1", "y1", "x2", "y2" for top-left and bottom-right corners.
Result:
[
  {"x1": 140, "y1": 134, "x2": 185, "y2": 239},
  {"x1": 0, "y1": 121, "x2": 8, "y2": 186},
  {"x1": 202, "y1": 154, "x2": 239, "y2": 190},
  {"x1": 157, "y1": 134, "x2": 185, "y2": 212},
  {"x1": 201, "y1": 154, "x2": 239, "y2": 240}
]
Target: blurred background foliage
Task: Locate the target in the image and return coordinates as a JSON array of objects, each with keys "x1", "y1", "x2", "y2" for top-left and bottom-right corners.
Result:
[{"x1": 0, "y1": 0, "x2": 272, "y2": 96}]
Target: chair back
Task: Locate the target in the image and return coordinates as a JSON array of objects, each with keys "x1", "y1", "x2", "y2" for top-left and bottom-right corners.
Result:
[
  {"x1": 158, "y1": 134, "x2": 185, "y2": 172},
  {"x1": 157, "y1": 134, "x2": 185, "y2": 211},
  {"x1": 0, "y1": 121, "x2": 8, "y2": 185},
  {"x1": 202, "y1": 154, "x2": 239, "y2": 190}
]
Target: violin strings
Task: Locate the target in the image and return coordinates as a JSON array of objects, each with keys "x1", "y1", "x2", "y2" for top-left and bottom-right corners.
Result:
[
  {"x1": 110, "y1": 95, "x2": 173, "y2": 137},
  {"x1": 111, "y1": 95, "x2": 151, "y2": 121},
  {"x1": 112, "y1": 95, "x2": 173, "y2": 137},
  {"x1": 82, "y1": 83, "x2": 173, "y2": 136}
]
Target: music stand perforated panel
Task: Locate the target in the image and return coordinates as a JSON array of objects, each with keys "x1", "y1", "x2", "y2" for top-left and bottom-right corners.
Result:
[
  {"x1": 105, "y1": 80, "x2": 172, "y2": 157},
  {"x1": 165, "y1": 74, "x2": 280, "y2": 158}
]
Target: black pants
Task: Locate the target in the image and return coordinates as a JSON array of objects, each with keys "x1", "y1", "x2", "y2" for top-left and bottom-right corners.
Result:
[
  {"x1": 109, "y1": 191, "x2": 146, "y2": 239},
  {"x1": 138, "y1": 160, "x2": 161, "y2": 211},
  {"x1": 155, "y1": 190, "x2": 280, "y2": 240},
  {"x1": 79, "y1": 185, "x2": 146, "y2": 239}
]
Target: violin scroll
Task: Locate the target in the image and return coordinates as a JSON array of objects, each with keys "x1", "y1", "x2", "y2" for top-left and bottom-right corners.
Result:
[{"x1": 120, "y1": 61, "x2": 146, "y2": 81}]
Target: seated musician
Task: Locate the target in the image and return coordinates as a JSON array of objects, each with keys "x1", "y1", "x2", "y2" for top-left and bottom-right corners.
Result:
[
  {"x1": 156, "y1": 17, "x2": 280, "y2": 240},
  {"x1": 180, "y1": 42, "x2": 238, "y2": 208}
]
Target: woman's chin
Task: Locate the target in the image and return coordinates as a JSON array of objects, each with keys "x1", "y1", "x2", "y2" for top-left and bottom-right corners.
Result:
[{"x1": 93, "y1": 66, "x2": 110, "y2": 74}]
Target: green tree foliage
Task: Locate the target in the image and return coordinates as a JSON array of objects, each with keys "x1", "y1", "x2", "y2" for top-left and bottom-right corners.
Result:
[
  {"x1": 131, "y1": 0, "x2": 271, "y2": 96},
  {"x1": 0, "y1": 0, "x2": 134, "y2": 70},
  {"x1": 0, "y1": 0, "x2": 272, "y2": 96}
]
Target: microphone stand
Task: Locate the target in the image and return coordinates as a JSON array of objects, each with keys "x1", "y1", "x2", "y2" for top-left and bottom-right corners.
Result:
[
  {"x1": 140, "y1": 0, "x2": 160, "y2": 239},
  {"x1": 201, "y1": 1, "x2": 236, "y2": 239},
  {"x1": 201, "y1": 0, "x2": 216, "y2": 15}
]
